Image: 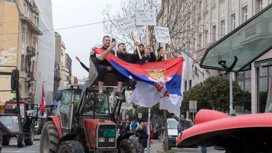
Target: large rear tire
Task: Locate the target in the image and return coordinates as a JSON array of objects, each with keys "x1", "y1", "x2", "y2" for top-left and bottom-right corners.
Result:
[
  {"x1": 57, "y1": 140, "x2": 84, "y2": 153},
  {"x1": 25, "y1": 124, "x2": 35, "y2": 145},
  {"x1": 0, "y1": 130, "x2": 3, "y2": 152},
  {"x1": 17, "y1": 133, "x2": 25, "y2": 148},
  {"x1": 40, "y1": 120, "x2": 60, "y2": 153},
  {"x1": 119, "y1": 139, "x2": 137, "y2": 153},
  {"x1": 2, "y1": 135, "x2": 11, "y2": 145},
  {"x1": 130, "y1": 139, "x2": 144, "y2": 153}
]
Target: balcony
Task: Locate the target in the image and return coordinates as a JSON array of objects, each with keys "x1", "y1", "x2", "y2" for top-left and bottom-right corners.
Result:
[
  {"x1": 20, "y1": 15, "x2": 42, "y2": 35},
  {"x1": 26, "y1": 46, "x2": 36, "y2": 57}
]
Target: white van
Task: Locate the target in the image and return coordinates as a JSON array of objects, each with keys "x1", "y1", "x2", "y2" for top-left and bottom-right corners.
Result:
[{"x1": 167, "y1": 118, "x2": 193, "y2": 149}]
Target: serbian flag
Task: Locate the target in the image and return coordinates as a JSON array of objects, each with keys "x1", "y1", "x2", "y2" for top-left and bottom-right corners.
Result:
[
  {"x1": 94, "y1": 48, "x2": 184, "y2": 116},
  {"x1": 40, "y1": 83, "x2": 46, "y2": 113}
]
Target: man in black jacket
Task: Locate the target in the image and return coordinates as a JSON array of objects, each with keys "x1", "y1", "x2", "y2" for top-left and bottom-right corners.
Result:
[
  {"x1": 94, "y1": 35, "x2": 116, "y2": 101},
  {"x1": 115, "y1": 43, "x2": 145, "y2": 96}
]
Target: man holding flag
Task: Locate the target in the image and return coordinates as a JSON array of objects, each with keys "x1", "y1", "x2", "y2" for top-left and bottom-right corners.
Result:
[
  {"x1": 40, "y1": 82, "x2": 46, "y2": 114},
  {"x1": 93, "y1": 47, "x2": 184, "y2": 117}
]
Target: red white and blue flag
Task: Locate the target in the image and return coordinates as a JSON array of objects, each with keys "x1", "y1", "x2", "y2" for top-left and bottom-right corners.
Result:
[
  {"x1": 40, "y1": 83, "x2": 46, "y2": 113},
  {"x1": 94, "y1": 48, "x2": 184, "y2": 116}
]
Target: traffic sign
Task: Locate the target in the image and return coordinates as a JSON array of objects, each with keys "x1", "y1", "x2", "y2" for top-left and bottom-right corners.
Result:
[{"x1": 189, "y1": 100, "x2": 197, "y2": 113}]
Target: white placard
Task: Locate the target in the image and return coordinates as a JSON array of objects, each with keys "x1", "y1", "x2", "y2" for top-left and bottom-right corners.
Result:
[
  {"x1": 136, "y1": 9, "x2": 156, "y2": 26},
  {"x1": 115, "y1": 15, "x2": 144, "y2": 34},
  {"x1": 138, "y1": 113, "x2": 142, "y2": 118},
  {"x1": 154, "y1": 26, "x2": 171, "y2": 43}
]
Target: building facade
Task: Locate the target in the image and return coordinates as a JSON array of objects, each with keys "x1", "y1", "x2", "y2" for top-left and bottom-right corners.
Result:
[
  {"x1": 0, "y1": 0, "x2": 42, "y2": 103},
  {"x1": 34, "y1": 0, "x2": 55, "y2": 105},
  {"x1": 53, "y1": 32, "x2": 62, "y2": 98},
  {"x1": 59, "y1": 42, "x2": 72, "y2": 87},
  {"x1": 174, "y1": 0, "x2": 272, "y2": 114}
]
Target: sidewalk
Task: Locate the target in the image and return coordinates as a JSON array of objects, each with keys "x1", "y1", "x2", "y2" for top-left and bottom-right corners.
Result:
[{"x1": 146, "y1": 139, "x2": 224, "y2": 153}]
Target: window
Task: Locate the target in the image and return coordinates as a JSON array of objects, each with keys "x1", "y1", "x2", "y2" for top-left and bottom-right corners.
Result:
[
  {"x1": 184, "y1": 81, "x2": 187, "y2": 91},
  {"x1": 256, "y1": 0, "x2": 263, "y2": 12},
  {"x1": 212, "y1": 25, "x2": 216, "y2": 42},
  {"x1": 204, "y1": 30, "x2": 208, "y2": 45},
  {"x1": 231, "y1": 13, "x2": 236, "y2": 30},
  {"x1": 33, "y1": 37, "x2": 37, "y2": 49},
  {"x1": 22, "y1": 28, "x2": 25, "y2": 42},
  {"x1": 189, "y1": 80, "x2": 192, "y2": 89},
  {"x1": 242, "y1": 6, "x2": 248, "y2": 23},
  {"x1": 198, "y1": 34, "x2": 202, "y2": 47},
  {"x1": 221, "y1": 19, "x2": 226, "y2": 37}
]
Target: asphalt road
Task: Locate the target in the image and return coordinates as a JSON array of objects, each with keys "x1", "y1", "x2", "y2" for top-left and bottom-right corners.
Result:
[
  {"x1": 1, "y1": 136, "x2": 224, "y2": 153},
  {"x1": 2, "y1": 136, "x2": 40, "y2": 153}
]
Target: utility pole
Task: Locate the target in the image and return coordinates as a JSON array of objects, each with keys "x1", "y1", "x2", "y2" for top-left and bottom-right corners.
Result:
[{"x1": 228, "y1": 0, "x2": 234, "y2": 115}]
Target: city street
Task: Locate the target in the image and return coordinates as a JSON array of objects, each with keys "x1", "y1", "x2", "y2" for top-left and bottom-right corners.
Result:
[
  {"x1": 1, "y1": 136, "x2": 224, "y2": 153},
  {"x1": 2, "y1": 136, "x2": 40, "y2": 153}
]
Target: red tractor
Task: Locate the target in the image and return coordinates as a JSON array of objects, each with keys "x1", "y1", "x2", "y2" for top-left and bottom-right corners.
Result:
[{"x1": 40, "y1": 84, "x2": 143, "y2": 153}]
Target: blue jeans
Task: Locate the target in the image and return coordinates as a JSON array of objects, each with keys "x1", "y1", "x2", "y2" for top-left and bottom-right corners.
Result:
[{"x1": 201, "y1": 146, "x2": 207, "y2": 153}]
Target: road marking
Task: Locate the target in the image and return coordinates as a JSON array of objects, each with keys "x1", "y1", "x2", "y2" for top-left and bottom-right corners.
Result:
[{"x1": 14, "y1": 144, "x2": 40, "y2": 152}]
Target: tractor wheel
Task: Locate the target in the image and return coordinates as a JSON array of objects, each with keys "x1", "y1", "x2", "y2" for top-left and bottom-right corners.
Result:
[
  {"x1": 25, "y1": 124, "x2": 35, "y2": 145},
  {"x1": 0, "y1": 130, "x2": 3, "y2": 152},
  {"x1": 119, "y1": 139, "x2": 137, "y2": 153},
  {"x1": 40, "y1": 120, "x2": 60, "y2": 153},
  {"x1": 3, "y1": 135, "x2": 11, "y2": 145},
  {"x1": 17, "y1": 133, "x2": 25, "y2": 148},
  {"x1": 57, "y1": 140, "x2": 84, "y2": 153},
  {"x1": 130, "y1": 139, "x2": 144, "y2": 153}
]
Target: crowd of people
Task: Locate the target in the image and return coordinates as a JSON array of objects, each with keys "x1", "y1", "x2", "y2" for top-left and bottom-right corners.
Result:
[{"x1": 76, "y1": 35, "x2": 166, "y2": 101}]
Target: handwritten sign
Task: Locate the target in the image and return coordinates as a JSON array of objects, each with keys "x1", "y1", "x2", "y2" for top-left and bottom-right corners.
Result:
[
  {"x1": 115, "y1": 15, "x2": 144, "y2": 34},
  {"x1": 136, "y1": 9, "x2": 156, "y2": 26},
  {"x1": 154, "y1": 26, "x2": 171, "y2": 43}
]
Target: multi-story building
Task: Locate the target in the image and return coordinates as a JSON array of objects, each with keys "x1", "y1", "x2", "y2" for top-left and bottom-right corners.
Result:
[
  {"x1": 53, "y1": 32, "x2": 62, "y2": 97},
  {"x1": 172, "y1": 0, "x2": 272, "y2": 114},
  {"x1": 0, "y1": 0, "x2": 42, "y2": 103},
  {"x1": 34, "y1": 0, "x2": 55, "y2": 105},
  {"x1": 59, "y1": 42, "x2": 72, "y2": 87}
]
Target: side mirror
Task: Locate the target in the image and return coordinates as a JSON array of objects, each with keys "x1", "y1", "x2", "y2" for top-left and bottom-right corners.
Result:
[{"x1": 11, "y1": 69, "x2": 19, "y2": 91}]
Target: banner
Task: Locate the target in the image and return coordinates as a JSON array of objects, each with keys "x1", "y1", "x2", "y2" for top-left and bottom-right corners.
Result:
[
  {"x1": 136, "y1": 9, "x2": 156, "y2": 26},
  {"x1": 154, "y1": 26, "x2": 171, "y2": 43},
  {"x1": 115, "y1": 14, "x2": 144, "y2": 34}
]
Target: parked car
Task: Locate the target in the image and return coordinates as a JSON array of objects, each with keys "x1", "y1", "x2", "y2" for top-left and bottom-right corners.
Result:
[{"x1": 165, "y1": 118, "x2": 194, "y2": 149}]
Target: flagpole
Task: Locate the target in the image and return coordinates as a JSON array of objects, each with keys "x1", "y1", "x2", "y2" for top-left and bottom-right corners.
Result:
[
  {"x1": 131, "y1": 32, "x2": 142, "y2": 59},
  {"x1": 147, "y1": 107, "x2": 151, "y2": 153},
  {"x1": 162, "y1": 43, "x2": 169, "y2": 152},
  {"x1": 146, "y1": 25, "x2": 151, "y2": 153}
]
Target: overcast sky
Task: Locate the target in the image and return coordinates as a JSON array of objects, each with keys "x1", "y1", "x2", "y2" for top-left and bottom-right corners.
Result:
[{"x1": 52, "y1": 0, "x2": 121, "y2": 79}]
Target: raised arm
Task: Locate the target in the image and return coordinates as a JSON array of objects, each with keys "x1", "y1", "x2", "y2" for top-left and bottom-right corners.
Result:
[{"x1": 95, "y1": 42, "x2": 116, "y2": 61}]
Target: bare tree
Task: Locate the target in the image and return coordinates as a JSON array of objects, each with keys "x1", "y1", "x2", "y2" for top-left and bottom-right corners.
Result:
[
  {"x1": 102, "y1": 0, "x2": 161, "y2": 53},
  {"x1": 103, "y1": 0, "x2": 211, "y2": 152}
]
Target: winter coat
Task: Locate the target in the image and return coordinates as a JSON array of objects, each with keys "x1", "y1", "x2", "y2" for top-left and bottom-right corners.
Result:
[{"x1": 136, "y1": 127, "x2": 148, "y2": 148}]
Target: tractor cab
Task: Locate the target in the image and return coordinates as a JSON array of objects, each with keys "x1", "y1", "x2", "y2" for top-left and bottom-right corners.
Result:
[
  {"x1": 0, "y1": 67, "x2": 37, "y2": 149},
  {"x1": 176, "y1": 3, "x2": 272, "y2": 153}
]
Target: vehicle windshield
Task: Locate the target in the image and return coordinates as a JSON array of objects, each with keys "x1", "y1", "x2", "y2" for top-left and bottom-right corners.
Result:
[
  {"x1": 168, "y1": 119, "x2": 179, "y2": 129},
  {"x1": 179, "y1": 120, "x2": 193, "y2": 130},
  {"x1": 200, "y1": 5, "x2": 272, "y2": 72},
  {"x1": 82, "y1": 90, "x2": 109, "y2": 116}
]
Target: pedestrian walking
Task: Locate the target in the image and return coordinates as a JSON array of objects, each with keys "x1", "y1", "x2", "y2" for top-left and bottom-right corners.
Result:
[{"x1": 136, "y1": 120, "x2": 148, "y2": 150}]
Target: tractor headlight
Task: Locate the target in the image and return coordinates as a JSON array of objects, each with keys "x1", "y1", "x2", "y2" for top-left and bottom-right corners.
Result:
[
  {"x1": 98, "y1": 138, "x2": 105, "y2": 142},
  {"x1": 108, "y1": 138, "x2": 115, "y2": 142}
]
